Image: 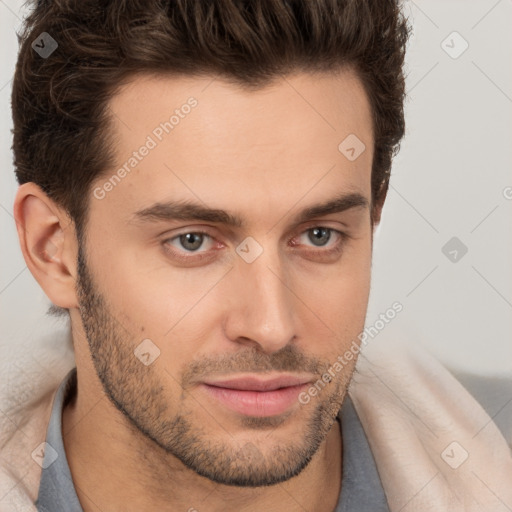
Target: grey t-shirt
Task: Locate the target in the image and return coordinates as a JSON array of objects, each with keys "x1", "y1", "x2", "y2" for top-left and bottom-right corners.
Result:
[{"x1": 35, "y1": 367, "x2": 389, "y2": 512}]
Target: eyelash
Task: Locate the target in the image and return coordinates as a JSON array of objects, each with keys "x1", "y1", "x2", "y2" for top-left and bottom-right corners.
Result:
[{"x1": 162, "y1": 227, "x2": 348, "y2": 263}]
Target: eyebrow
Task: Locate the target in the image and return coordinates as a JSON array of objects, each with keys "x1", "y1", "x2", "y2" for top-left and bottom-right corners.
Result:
[{"x1": 132, "y1": 191, "x2": 369, "y2": 229}]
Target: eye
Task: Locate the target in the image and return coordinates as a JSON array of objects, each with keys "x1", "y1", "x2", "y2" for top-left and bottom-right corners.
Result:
[
  {"x1": 165, "y1": 231, "x2": 214, "y2": 253},
  {"x1": 294, "y1": 227, "x2": 346, "y2": 250},
  {"x1": 301, "y1": 227, "x2": 334, "y2": 247}
]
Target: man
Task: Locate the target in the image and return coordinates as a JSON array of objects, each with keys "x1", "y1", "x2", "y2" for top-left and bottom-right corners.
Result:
[{"x1": 1, "y1": 1, "x2": 511, "y2": 511}]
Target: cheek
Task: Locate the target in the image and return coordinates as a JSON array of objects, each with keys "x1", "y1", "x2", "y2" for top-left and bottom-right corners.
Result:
[
  {"x1": 310, "y1": 232, "x2": 372, "y2": 299},
  {"x1": 302, "y1": 270, "x2": 370, "y2": 336},
  {"x1": 296, "y1": 236, "x2": 372, "y2": 345},
  {"x1": 88, "y1": 250, "x2": 222, "y2": 369}
]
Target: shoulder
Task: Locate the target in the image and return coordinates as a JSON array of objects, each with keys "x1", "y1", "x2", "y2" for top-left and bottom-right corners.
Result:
[{"x1": 448, "y1": 369, "x2": 512, "y2": 447}]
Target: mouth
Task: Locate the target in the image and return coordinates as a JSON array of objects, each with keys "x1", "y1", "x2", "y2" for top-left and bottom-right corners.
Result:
[{"x1": 200, "y1": 374, "x2": 312, "y2": 417}]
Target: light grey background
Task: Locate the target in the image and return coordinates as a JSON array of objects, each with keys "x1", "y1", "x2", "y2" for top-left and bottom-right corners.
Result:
[{"x1": 1, "y1": 0, "x2": 511, "y2": 376}]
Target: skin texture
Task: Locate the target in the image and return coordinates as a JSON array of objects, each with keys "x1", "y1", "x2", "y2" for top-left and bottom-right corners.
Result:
[{"x1": 14, "y1": 69, "x2": 377, "y2": 511}]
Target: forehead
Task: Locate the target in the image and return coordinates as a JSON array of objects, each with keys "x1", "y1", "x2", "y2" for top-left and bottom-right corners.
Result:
[{"x1": 94, "y1": 70, "x2": 373, "y2": 224}]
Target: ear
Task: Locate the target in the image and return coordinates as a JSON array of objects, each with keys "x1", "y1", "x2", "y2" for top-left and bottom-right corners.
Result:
[{"x1": 13, "y1": 182, "x2": 79, "y2": 309}]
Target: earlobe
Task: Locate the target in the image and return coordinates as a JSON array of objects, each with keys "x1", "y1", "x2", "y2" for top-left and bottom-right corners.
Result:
[{"x1": 13, "y1": 182, "x2": 79, "y2": 309}]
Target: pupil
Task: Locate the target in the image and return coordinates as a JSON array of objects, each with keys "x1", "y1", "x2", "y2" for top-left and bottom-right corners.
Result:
[{"x1": 309, "y1": 228, "x2": 330, "y2": 246}]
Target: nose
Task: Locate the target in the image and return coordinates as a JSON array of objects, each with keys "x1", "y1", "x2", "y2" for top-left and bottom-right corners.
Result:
[{"x1": 223, "y1": 248, "x2": 296, "y2": 354}]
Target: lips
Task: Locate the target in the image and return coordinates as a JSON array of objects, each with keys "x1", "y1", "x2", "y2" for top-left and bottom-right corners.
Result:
[
  {"x1": 202, "y1": 375, "x2": 312, "y2": 391},
  {"x1": 200, "y1": 374, "x2": 313, "y2": 417}
]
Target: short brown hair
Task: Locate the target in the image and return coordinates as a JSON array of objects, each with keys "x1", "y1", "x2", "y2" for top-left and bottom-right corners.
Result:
[{"x1": 12, "y1": 0, "x2": 410, "y2": 234}]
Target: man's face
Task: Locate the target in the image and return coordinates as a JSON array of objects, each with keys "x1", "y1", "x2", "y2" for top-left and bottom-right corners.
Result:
[{"x1": 73, "y1": 70, "x2": 374, "y2": 486}]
